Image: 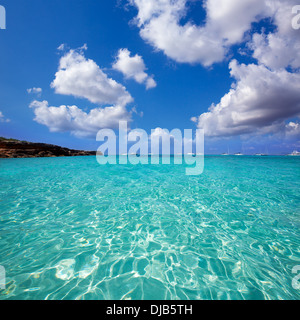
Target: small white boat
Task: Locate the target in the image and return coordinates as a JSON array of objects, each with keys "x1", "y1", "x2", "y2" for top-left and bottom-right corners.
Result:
[
  {"x1": 222, "y1": 147, "x2": 230, "y2": 155},
  {"x1": 288, "y1": 150, "x2": 300, "y2": 156},
  {"x1": 234, "y1": 152, "x2": 243, "y2": 156}
]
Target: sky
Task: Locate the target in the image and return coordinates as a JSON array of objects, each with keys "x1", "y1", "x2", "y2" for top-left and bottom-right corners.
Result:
[{"x1": 0, "y1": 0, "x2": 300, "y2": 154}]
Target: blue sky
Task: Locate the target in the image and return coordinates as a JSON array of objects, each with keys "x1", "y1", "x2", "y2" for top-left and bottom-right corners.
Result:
[{"x1": 0, "y1": 0, "x2": 299, "y2": 154}]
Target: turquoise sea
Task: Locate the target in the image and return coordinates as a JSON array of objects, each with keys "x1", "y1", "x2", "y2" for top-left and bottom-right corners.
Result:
[{"x1": 0, "y1": 156, "x2": 299, "y2": 300}]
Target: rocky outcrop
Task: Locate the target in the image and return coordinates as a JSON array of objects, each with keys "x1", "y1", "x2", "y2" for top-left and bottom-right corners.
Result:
[{"x1": 0, "y1": 139, "x2": 97, "y2": 158}]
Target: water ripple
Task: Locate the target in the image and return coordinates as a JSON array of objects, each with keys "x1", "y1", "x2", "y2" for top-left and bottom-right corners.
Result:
[{"x1": 0, "y1": 156, "x2": 299, "y2": 300}]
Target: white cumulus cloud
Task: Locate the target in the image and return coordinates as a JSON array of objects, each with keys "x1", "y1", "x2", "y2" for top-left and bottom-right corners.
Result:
[
  {"x1": 128, "y1": 0, "x2": 270, "y2": 66},
  {"x1": 285, "y1": 121, "x2": 300, "y2": 138},
  {"x1": 27, "y1": 87, "x2": 42, "y2": 95},
  {"x1": 29, "y1": 46, "x2": 136, "y2": 138},
  {"x1": 193, "y1": 60, "x2": 300, "y2": 137},
  {"x1": 51, "y1": 46, "x2": 133, "y2": 106},
  {"x1": 0, "y1": 111, "x2": 10, "y2": 123},
  {"x1": 187, "y1": 0, "x2": 300, "y2": 140},
  {"x1": 30, "y1": 100, "x2": 132, "y2": 138},
  {"x1": 249, "y1": 0, "x2": 300, "y2": 70},
  {"x1": 112, "y1": 48, "x2": 156, "y2": 89}
]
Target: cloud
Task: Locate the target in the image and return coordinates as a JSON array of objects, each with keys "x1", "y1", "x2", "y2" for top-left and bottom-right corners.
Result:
[
  {"x1": 285, "y1": 121, "x2": 300, "y2": 138},
  {"x1": 150, "y1": 127, "x2": 174, "y2": 140},
  {"x1": 128, "y1": 0, "x2": 270, "y2": 66},
  {"x1": 51, "y1": 46, "x2": 133, "y2": 106},
  {"x1": 126, "y1": 127, "x2": 182, "y2": 154},
  {"x1": 30, "y1": 100, "x2": 132, "y2": 138},
  {"x1": 187, "y1": 0, "x2": 300, "y2": 142},
  {"x1": 193, "y1": 60, "x2": 300, "y2": 137},
  {"x1": 57, "y1": 44, "x2": 66, "y2": 51},
  {"x1": 29, "y1": 46, "x2": 136, "y2": 138},
  {"x1": 0, "y1": 111, "x2": 10, "y2": 123},
  {"x1": 145, "y1": 77, "x2": 157, "y2": 90},
  {"x1": 27, "y1": 87, "x2": 42, "y2": 95},
  {"x1": 112, "y1": 48, "x2": 156, "y2": 89},
  {"x1": 249, "y1": 0, "x2": 300, "y2": 70}
]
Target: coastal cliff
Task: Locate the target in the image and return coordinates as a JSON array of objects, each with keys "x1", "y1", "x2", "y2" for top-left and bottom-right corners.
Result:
[{"x1": 0, "y1": 138, "x2": 97, "y2": 158}]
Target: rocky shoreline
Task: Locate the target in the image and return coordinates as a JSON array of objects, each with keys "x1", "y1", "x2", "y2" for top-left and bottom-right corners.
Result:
[{"x1": 0, "y1": 139, "x2": 97, "y2": 158}]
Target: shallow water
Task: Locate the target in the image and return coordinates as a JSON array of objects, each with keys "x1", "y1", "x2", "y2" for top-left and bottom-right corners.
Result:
[{"x1": 0, "y1": 156, "x2": 299, "y2": 300}]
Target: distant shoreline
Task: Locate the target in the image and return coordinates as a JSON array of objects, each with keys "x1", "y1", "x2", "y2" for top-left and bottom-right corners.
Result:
[
  {"x1": 0, "y1": 138, "x2": 298, "y2": 158},
  {"x1": 0, "y1": 137, "x2": 98, "y2": 158}
]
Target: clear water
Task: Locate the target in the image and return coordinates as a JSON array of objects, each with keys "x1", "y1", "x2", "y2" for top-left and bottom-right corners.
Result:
[{"x1": 0, "y1": 156, "x2": 299, "y2": 300}]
